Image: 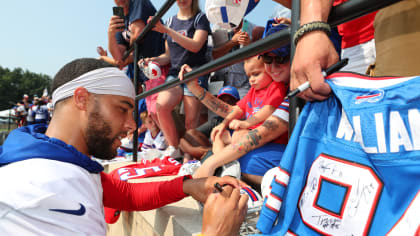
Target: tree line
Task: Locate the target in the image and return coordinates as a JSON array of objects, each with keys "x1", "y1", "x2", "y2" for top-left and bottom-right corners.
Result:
[{"x1": 0, "y1": 66, "x2": 51, "y2": 110}]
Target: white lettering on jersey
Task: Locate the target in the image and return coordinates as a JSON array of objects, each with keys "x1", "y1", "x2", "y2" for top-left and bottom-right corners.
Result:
[
  {"x1": 389, "y1": 111, "x2": 413, "y2": 152},
  {"x1": 118, "y1": 166, "x2": 162, "y2": 181},
  {"x1": 409, "y1": 109, "x2": 420, "y2": 150},
  {"x1": 336, "y1": 109, "x2": 420, "y2": 153}
]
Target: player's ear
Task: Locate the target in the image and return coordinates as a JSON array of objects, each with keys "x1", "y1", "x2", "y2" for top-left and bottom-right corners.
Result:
[{"x1": 73, "y1": 87, "x2": 89, "y2": 111}]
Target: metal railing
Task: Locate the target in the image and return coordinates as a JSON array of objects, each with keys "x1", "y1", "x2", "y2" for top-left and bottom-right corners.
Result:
[
  {"x1": 129, "y1": 0, "x2": 402, "y2": 161},
  {"x1": 127, "y1": 0, "x2": 176, "y2": 161}
]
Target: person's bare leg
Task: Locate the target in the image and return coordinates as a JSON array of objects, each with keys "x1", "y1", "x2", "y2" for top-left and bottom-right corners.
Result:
[
  {"x1": 156, "y1": 86, "x2": 183, "y2": 147},
  {"x1": 183, "y1": 96, "x2": 202, "y2": 130}
]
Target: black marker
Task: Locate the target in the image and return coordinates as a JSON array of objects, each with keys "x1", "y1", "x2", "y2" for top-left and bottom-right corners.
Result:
[
  {"x1": 214, "y1": 182, "x2": 224, "y2": 193},
  {"x1": 286, "y1": 58, "x2": 349, "y2": 99}
]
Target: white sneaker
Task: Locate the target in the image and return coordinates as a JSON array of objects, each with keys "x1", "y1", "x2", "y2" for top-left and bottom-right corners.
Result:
[
  {"x1": 177, "y1": 160, "x2": 201, "y2": 176},
  {"x1": 216, "y1": 160, "x2": 241, "y2": 179},
  {"x1": 162, "y1": 146, "x2": 182, "y2": 159}
]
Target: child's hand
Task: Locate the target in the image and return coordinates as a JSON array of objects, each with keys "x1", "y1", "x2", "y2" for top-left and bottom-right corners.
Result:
[
  {"x1": 229, "y1": 119, "x2": 250, "y2": 130},
  {"x1": 210, "y1": 122, "x2": 227, "y2": 142},
  {"x1": 96, "y1": 46, "x2": 108, "y2": 57}
]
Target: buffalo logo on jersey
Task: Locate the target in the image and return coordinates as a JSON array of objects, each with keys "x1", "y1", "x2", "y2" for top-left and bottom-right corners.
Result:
[{"x1": 355, "y1": 89, "x2": 384, "y2": 104}]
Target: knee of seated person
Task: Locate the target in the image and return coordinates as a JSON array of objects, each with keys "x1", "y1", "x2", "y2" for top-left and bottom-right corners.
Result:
[{"x1": 156, "y1": 102, "x2": 172, "y2": 113}]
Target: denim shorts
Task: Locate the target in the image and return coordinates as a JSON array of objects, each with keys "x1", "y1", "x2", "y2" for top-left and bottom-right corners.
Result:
[
  {"x1": 238, "y1": 142, "x2": 286, "y2": 176},
  {"x1": 166, "y1": 74, "x2": 208, "y2": 97}
]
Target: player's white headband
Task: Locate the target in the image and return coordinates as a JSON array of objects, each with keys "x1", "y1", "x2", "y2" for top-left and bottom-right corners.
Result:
[{"x1": 52, "y1": 67, "x2": 135, "y2": 107}]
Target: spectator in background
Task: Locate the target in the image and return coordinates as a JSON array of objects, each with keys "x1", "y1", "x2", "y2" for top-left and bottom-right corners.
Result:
[
  {"x1": 211, "y1": 20, "x2": 251, "y2": 99},
  {"x1": 138, "y1": 110, "x2": 167, "y2": 159},
  {"x1": 332, "y1": 0, "x2": 376, "y2": 74},
  {"x1": 46, "y1": 96, "x2": 54, "y2": 119},
  {"x1": 21, "y1": 94, "x2": 31, "y2": 113},
  {"x1": 139, "y1": 0, "x2": 212, "y2": 159},
  {"x1": 209, "y1": 55, "x2": 286, "y2": 154},
  {"x1": 107, "y1": 0, "x2": 165, "y2": 87},
  {"x1": 26, "y1": 100, "x2": 36, "y2": 126},
  {"x1": 14, "y1": 102, "x2": 27, "y2": 127},
  {"x1": 179, "y1": 86, "x2": 240, "y2": 162},
  {"x1": 32, "y1": 99, "x2": 50, "y2": 124}
]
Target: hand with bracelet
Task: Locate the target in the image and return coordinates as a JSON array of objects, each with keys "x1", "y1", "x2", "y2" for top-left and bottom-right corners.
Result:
[
  {"x1": 290, "y1": 0, "x2": 339, "y2": 101},
  {"x1": 178, "y1": 64, "x2": 203, "y2": 96}
]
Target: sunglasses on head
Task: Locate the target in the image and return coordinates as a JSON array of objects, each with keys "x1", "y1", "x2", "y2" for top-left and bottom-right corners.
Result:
[{"x1": 259, "y1": 54, "x2": 289, "y2": 65}]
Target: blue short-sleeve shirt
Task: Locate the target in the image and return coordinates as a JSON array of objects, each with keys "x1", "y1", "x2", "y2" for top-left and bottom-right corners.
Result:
[{"x1": 165, "y1": 12, "x2": 211, "y2": 76}]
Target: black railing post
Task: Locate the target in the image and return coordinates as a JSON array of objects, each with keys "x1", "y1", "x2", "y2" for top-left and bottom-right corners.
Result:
[
  {"x1": 289, "y1": 0, "x2": 304, "y2": 138},
  {"x1": 132, "y1": 43, "x2": 140, "y2": 162}
]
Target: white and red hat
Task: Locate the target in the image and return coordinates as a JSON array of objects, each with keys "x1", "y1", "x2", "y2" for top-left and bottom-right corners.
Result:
[{"x1": 205, "y1": 0, "x2": 260, "y2": 30}]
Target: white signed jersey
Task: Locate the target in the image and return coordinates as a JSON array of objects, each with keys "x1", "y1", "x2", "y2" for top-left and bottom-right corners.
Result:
[
  {"x1": 257, "y1": 73, "x2": 420, "y2": 235},
  {"x1": 0, "y1": 158, "x2": 106, "y2": 236}
]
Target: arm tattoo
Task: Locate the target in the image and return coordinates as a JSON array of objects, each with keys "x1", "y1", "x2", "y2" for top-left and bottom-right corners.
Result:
[
  {"x1": 247, "y1": 129, "x2": 262, "y2": 147},
  {"x1": 262, "y1": 119, "x2": 280, "y2": 131},
  {"x1": 206, "y1": 99, "x2": 231, "y2": 116},
  {"x1": 197, "y1": 89, "x2": 207, "y2": 101},
  {"x1": 230, "y1": 129, "x2": 262, "y2": 153}
]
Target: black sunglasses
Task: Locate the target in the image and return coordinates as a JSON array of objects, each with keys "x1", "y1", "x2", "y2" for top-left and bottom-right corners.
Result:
[{"x1": 259, "y1": 54, "x2": 289, "y2": 65}]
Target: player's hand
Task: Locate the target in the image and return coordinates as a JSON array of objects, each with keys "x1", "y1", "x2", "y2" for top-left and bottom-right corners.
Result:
[
  {"x1": 291, "y1": 31, "x2": 338, "y2": 101},
  {"x1": 201, "y1": 185, "x2": 248, "y2": 236},
  {"x1": 183, "y1": 176, "x2": 245, "y2": 203},
  {"x1": 108, "y1": 15, "x2": 125, "y2": 34}
]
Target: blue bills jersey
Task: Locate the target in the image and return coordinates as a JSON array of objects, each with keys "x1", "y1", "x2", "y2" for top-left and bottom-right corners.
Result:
[{"x1": 257, "y1": 72, "x2": 420, "y2": 235}]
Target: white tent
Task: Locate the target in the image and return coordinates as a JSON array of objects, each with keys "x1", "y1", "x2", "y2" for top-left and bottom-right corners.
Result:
[{"x1": 0, "y1": 109, "x2": 15, "y2": 118}]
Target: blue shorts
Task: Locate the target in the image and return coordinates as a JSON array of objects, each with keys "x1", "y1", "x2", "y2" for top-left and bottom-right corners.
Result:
[
  {"x1": 166, "y1": 74, "x2": 208, "y2": 97},
  {"x1": 238, "y1": 142, "x2": 286, "y2": 176}
]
